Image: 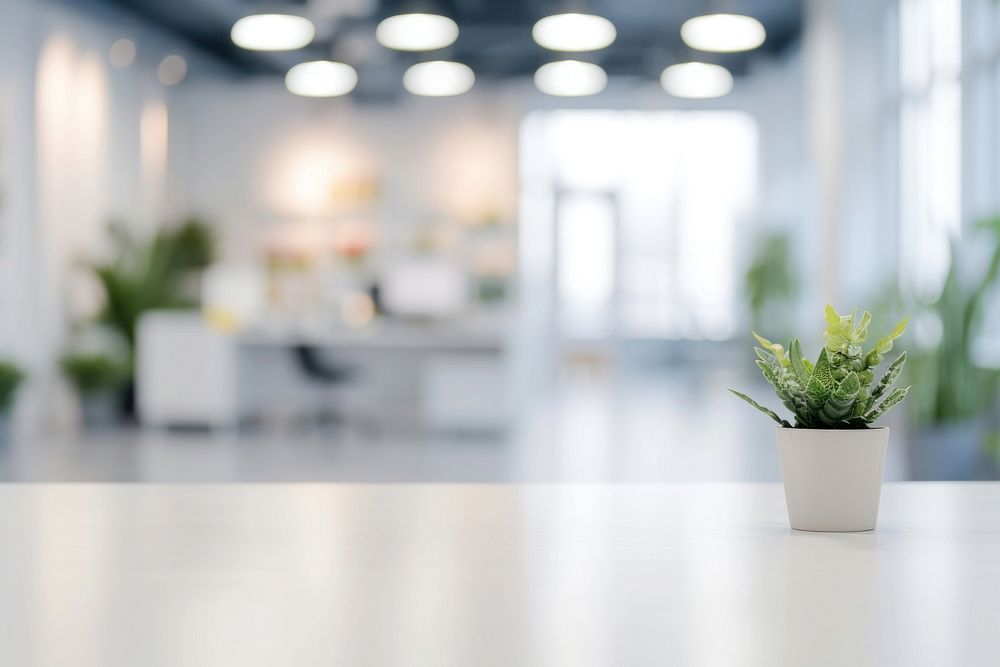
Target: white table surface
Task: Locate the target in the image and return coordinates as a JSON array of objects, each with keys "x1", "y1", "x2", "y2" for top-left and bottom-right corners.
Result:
[{"x1": 0, "y1": 483, "x2": 997, "y2": 666}]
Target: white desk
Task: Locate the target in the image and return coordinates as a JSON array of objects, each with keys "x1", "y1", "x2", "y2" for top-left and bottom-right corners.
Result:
[
  {"x1": 0, "y1": 483, "x2": 997, "y2": 666},
  {"x1": 240, "y1": 320, "x2": 508, "y2": 351},
  {"x1": 138, "y1": 313, "x2": 511, "y2": 430}
]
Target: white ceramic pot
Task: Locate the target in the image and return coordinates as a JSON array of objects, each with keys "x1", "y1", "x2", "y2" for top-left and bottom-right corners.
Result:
[{"x1": 776, "y1": 427, "x2": 889, "y2": 532}]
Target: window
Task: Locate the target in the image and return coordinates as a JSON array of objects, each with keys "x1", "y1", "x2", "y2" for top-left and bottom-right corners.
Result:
[
  {"x1": 520, "y1": 110, "x2": 757, "y2": 340},
  {"x1": 896, "y1": 0, "x2": 961, "y2": 299}
]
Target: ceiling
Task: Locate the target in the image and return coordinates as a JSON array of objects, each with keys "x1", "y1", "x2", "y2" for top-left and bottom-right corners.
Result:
[{"x1": 73, "y1": 0, "x2": 803, "y2": 95}]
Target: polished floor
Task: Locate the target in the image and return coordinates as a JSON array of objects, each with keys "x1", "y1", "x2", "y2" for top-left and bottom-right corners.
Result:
[{"x1": 0, "y1": 368, "x2": 995, "y2": 482}]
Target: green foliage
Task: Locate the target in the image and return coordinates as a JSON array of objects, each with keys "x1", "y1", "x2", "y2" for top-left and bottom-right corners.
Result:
[
  {"x1": 0, "y1": 361, "x2": 24, "y2": 412},
  {"x1": 907, "y1": 217, "x2": 1000, "y2": 425},
  {"x1": 60, "y1": 353, "x2": 128, "y2": 396},
  {"x1": 745, "y1": 231, "x2": 797, "y2": 331},
  {"x1": 730, "y1": 305, "x2": 911, "y2": 429},
  {"x1": 92, "y1": 217, "x2": 215, "y2": 355}
]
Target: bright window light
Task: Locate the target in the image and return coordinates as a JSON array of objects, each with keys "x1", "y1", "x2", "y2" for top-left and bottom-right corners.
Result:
[
  {"x1": 557, "y1": 193, "x2": 616, "y2": 336},
  {"x1": 403, "y1": 61, "x2": 475, "y2": 96},
  {"x1": 680, "y1": 14, "x2": 766, "y2": 53},
  {"x1": 660, "y1": 62, "x2": 733, "y2": 99},
  {"x1": 532, "y1": 13, "x2": 617, "y2": 52},
  {"x1": 285, "y1": 61, "x2": 358, "y2": 97},
  {"x1": 375, "y1": 13, "x2": 459, "y2": 51},
  {"x1": 897, "y1": 0, "x2": 961, "y2": 299},
  {"x1": 231, "y1": 14, "x2": 315, "y2": 51},
  {"x1": 534, "y1": 60, "x2": 607, "y2": 97},
  {"x1": 519, "y1": 110, "x2": 756, "y2": 339}
]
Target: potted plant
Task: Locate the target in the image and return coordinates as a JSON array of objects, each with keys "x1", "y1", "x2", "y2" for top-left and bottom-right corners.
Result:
[
  {"x1": 905, "y1": 218, "x2": 1000, "y2": 478},
  {"x1": 60, "y1": 352, "x2": 128, "y2": 428},
  {"x1": 730, "y1": 306, "x2": 910, "y2": 531},
  {"x1": 88, "y1": 217, "x2": 216, "y2": 417},
  {"x1": 0, "y1": 360, "x2": 24, "y2": 443}
]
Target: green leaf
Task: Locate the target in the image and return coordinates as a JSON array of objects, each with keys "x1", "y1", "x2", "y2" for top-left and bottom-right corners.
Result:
[
  {"x1": 871, "y1": 317, "x2": 909, "y2": 357},
  {"x1": 823, "y1": 306, "x2": 878, "y2": 360},
  {"x1": 820, "y1": 371, "x2": 861, "y2": 424},
  {"x1": 788, "y1": 338, "x2": 810, "y2": 383},
  {"x1": 753, "y1": 332, "x2": 789, "y2": 367},
  {"x1": 851, "y1": 386, "x2": 870, "y2": 418},
  {"x1": 855, "y1": 311, "x2": 872, "y2": 343},
  {"x1": 864, "y1": 386, "x2": 910, "y2": 423},
  {"x1": 824, "y1": 305, "x2": 849, "y2": 352},
  {"x1": 837, "y1": 371, "x2": 861, "y2": 395},
  {"x1": 871, "y1": 351, "x2": 906, "y2": 402},
  {"x1": 755, "y1": 359, "x2": 778, "y2": 387},
  {"x1": 729, "y1": 390, "x2": 791, "y2": 427},
  {"x1": 811, "y1": 348, "x2": 835, "y2": 390},
  {"x1": 805, "y1": 348, "x2": 834, "y2": 412}
]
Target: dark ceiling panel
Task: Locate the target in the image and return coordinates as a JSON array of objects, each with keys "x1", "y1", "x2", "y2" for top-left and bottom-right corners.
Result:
[{"x1": 59, "y1": 0, "x2": 803, "y2": 82}]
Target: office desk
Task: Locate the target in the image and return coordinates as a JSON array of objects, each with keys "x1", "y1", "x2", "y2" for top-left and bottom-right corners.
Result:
[
  {"x1": 240, "y1": 320, "x2": 508, "y2": 351},
  {"x1": 0, "y1": 483, "x2": 996, "y2": 666},
  {"x1": 139, "y1": 312, "x2": 511, "y2": 430},
  {"x1": 241, "y1": 323, "x2": 511, "y2": 430}
]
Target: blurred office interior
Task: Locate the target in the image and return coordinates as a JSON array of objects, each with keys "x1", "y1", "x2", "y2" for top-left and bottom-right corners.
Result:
[{"x1": 0, "y1": 0, "x2": 997, "y2": 481}]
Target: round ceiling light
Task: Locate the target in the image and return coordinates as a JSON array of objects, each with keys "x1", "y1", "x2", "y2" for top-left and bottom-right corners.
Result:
[
  {"x1": 375, "y1": 13, "x2": 459, "y2": 51},
  {"x1": 660, "y1": 62, "x2": 733, "y2": 99},
  {"x1": 285, "y1": 61, "x2": 358, "y2": 97},
  {"x1": 109, "y1": 38, "x2": 136, "y2": 68},
  {"x1": 534, "y1": 60, "x2": 607, "y2": 97},
  {"x1": 158, "y1": 54, "x2": 188, "y2": 86},
  {"x1": 231, "y1": 14, "x2": 315, "y2": 51},
  {"x1": 404, "y1": 61, "x2": 475, "y2": 96},
  {"x1": 532, "y1": 13, "x2": 617, "y2": 52},
  {"x1": 680, "y1": 14, "x2": 766, "y2": 53}
]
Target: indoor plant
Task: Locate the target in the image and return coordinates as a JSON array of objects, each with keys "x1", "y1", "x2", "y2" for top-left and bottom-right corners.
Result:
[
  {"x1": 87, "y1": 217, "x2": 215, "y2": 417},
  {"x1": 905, "y1": 217, "x2": 1000, "y2": 478},
  {"x1": 730, "y1": 306, "x2": 909, "y2": 531},
  {"x1": 745, "y1": 230, "x2": 798, "y2": 333},
  {"x1": 60, "y1": 352, "x2": 128, "y2": 427},
  {"x1": 0, "y1": 360, "x2": 24, "y2": 443}
]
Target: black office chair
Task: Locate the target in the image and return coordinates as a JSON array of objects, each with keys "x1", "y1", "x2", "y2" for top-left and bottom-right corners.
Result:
[{"x1": 291, "y1": 346, "x2": 355, "y2": 430}]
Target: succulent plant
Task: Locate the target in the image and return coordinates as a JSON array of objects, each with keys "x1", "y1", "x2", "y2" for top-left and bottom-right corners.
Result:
[{"x1": 730, "y1": 305, "x2": 910, "y2": 428}]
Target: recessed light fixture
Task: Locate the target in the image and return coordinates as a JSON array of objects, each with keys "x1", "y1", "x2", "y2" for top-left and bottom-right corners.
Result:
[
  {"x1": 109, "y1": 38, "x2": 136, "y2": 68},
  {"x1": 532, "y1": 13, "x2": 617, "y2": 52},
  {"x1": 285, "y1": 61, "x2": 358, "y2": 97},
  {"x1": 375, "y1": 13, "x2": 459, "y2": 51},
  {"x1": 660, "y1": 62, "x2": 733, "y2": 98},
  {"x1": 680, "y1": 14, "x2": 766, "y2": 53},
  {"x1": 158, "y1": 55, "x2": 187, "y2": 86},
  {"x1": 231, "y1": 14, "x2": 316, "y2": 51},
  {"x1": 403, "y1": 61, "x2": 475, "y2": 96},
  {"x1": 534, "y1": 60, "x2": 607, "y2": 97}
]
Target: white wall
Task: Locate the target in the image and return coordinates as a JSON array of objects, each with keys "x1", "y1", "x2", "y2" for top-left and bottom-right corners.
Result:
[
  {"x1": 0, "y1": 0, "x2": 201, "y2": 430},
  {"x1": 172, "y1": 80, "x2": 522, "y2": 265}
]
